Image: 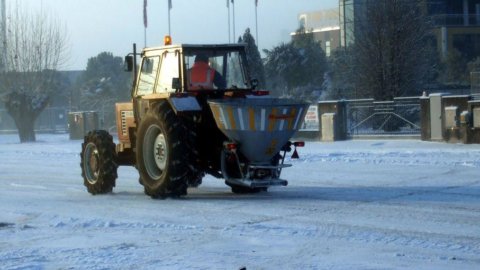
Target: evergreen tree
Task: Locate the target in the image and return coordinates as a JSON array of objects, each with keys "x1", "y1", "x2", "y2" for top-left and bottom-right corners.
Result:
[
  {"x1": 324, "y1": 47, "x2": 356, "y2": 100},
  {"x1": 264, "y1": 27, "x2": 327, "y2": 101},
  {"x1": 76, "y1": 52, "x2": 131, "y2": 128},
  {"x1": 238, "y1": 28, "x2": 266, "y2": 88}
]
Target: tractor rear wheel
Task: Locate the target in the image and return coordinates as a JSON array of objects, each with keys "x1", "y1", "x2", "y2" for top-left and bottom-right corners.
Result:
[
  {"x1": 136, "y1": 103, "x2": 189, "y2": 198},
  {"x1": 183, "y1": 119, "x2": 204, "y2": 188},
  {"x1": 80, "y1": 130, "x2": 118, "y2": 194}
]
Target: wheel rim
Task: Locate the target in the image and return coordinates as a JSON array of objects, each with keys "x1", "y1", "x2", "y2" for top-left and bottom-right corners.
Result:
[
  {"x1": 143, "y1": 124, "x2": 168, "y2": 180},
  {"x1": 84, "y1": 142, "x2": 100, "y2": 184}
]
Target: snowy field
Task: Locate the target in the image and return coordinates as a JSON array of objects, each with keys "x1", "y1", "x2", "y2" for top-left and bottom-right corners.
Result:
[{"x1": 1, "y1": 133, "x2": 479, "y2": 270}]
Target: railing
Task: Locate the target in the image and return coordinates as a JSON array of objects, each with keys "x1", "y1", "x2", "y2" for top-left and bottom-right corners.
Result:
[
  {"x1": 346, "y1": 97, "x2": 421, "y2": 136},
  {"x1": 431, "y1": 14, "x2": 480, "y2": 27},
  {"x1": 428, "y1": 89, "x2": 478, "y2": 100}
]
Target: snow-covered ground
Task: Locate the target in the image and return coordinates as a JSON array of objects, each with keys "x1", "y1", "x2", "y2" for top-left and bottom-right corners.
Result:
[{"x1": 1, "y1": 133, "x2": 479, "y2": 270}]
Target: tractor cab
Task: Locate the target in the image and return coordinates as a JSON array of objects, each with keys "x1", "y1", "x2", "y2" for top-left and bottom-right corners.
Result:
[{"x1": 126, "y1": 42, "x2": 256, "y2": 98}]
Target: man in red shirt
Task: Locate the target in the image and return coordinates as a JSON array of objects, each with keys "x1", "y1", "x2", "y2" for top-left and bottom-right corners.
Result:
[{"x1": 188, "y1": 54, "x2": 226, "y2": 90}]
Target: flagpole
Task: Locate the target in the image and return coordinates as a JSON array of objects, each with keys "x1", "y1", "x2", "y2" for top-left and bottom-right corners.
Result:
[
  {"x1": 168, "y1": 0, "x2": 172, "y2": 36},
  {"x1": 232, "y1": 0, "x2": 236, "y2": 42},
  {"x1": 227, "y1": 0, "x2": 231, "y2": 43},
  {"x1": 143, "y1": 0, "x2": 148, "y2": 47},
  {"x1": 255, "y1": 0, "x2": 259, "y2": 46}
]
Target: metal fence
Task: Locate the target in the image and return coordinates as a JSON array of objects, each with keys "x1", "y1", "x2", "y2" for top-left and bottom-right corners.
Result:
[{"x1": 346, "y1": 97, "x2": 421, "y2": 136}]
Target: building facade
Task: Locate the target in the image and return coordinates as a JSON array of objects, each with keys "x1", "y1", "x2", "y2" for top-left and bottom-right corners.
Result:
[
  {"x1": 339, "y1": 0, "x2": 480, "y2": 61},
  {"x1": 428, "y1": 0, "x2": 480, "y2": 59},
  {"x1": 292, "y1": 9, "x2": 340, "y2": 57},
  {"x1": 339, "y1": 0, "x2": 366, "y2": 47}
]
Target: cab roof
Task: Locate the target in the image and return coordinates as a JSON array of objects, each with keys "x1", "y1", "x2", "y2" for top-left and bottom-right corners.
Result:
[{"x1": 142, "y1": 43, "x2": 247, "y2": 53}]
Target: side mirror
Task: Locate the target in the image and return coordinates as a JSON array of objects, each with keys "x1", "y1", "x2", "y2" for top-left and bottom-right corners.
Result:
[
  {"x1": 124, "y1": 55, "x2": 134, "y2": 72},
  {"x1": 172, "y1": 77, "x2": 181, "y2": 91},
  {"x1": 251, "y1": 78, "x2": 259, "y2": 89}
]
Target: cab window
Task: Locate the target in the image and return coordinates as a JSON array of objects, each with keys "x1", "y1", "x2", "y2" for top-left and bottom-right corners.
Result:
[
  {"x1": 226, "y1": 51, "x2": 248, "y2": 89},
  {"x1": 156, "y1": 51, "x2": 180, "y2": 93},
  {"x1": 136, "y1": 56, "x2": 160, "y2": 95},
  {"x1": 185, "y1": 50, "x2": 249, "y2": 90}
]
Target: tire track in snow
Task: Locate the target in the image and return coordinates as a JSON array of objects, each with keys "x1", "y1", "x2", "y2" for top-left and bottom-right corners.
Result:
[
  {"x1": 221, "y1": 219, "x2": 480, "y2": 256},
  {"x1": 294, "y1": 151, "x2": 480, "y2": 168}
]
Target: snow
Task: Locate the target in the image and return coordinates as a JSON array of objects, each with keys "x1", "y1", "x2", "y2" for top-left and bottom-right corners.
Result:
[{"x1": 1, "y1": 134, "x2": 479, "y2": 269}]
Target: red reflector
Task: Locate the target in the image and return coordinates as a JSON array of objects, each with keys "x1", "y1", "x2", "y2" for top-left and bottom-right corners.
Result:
[
  {"x1": 291, "y1": 148, "x2": 299, "y2": 159},
  {"x1": 226, "y1": 143, "x2": 237, "y2": 151},
  {"x1": 252, "y1": 90, "x2": 269, "y2": 96},
  {"x1": 294, "y1": 141, "x2": 305, "y2": 147}
]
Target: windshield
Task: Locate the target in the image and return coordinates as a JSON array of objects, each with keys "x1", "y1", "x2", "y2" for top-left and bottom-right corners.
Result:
[{"x1": 184, "y1": 49, "x2": 250, "y2": 90}]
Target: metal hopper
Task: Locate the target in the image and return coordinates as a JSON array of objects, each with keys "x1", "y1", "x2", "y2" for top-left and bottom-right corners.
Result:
[{"x1": 208, "y1": 98, "x2": 309, "y2": 163}]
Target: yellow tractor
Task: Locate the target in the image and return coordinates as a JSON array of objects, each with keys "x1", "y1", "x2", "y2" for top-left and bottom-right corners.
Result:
[{"x1": 80, "y1": 39, "x2": 308, "y2": 198}]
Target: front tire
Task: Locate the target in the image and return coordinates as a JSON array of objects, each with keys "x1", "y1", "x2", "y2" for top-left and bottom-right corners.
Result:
[
  {"x1": 136, "y1": 103, "x2": 189, "y2": 198},
  {"x1": 80, "y1": 130, "x2": 118, "y2": 194}
]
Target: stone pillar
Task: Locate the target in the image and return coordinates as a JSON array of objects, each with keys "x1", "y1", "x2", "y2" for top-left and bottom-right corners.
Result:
[
  {"x1": 429, "y1": 94, "x2": 444, "y2": 141},
  {"x1": 318, "y1": 100, "x2": 347, "y2": 141},
  {"x1": 420, "y1": 97, "x2": 430, "y2": 141},
  {"x1": 321, "y1": 113, "x2": 336, "y2": 142}
]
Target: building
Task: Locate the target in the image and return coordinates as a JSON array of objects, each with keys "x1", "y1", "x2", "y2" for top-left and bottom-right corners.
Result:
[
  {"x1": 428, "y1": 0, "x2": 480, "y2": 59},
  {"x1": 339, "y1": 0, "x2": 480, "y2": 61},
  {"x1": 291, "y1": 9, "x2": 341, "y2": 57},
  {"x1": 339, "y1": 0, "x2": 366, "y2": 47}
]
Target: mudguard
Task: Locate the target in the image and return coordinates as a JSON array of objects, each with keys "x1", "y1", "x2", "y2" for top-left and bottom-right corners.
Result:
[{"x1": 168, "y1": 96, "x2": 202, "y2": 114}]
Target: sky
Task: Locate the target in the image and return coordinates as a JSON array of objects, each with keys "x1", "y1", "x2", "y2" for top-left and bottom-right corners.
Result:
[{"x1": 10, "y1": 0, "x2": 338, "y2": 70}]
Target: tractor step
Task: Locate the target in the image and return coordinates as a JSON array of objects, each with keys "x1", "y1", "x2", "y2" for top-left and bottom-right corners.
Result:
[{"x1": 225, "y1": 178, "x2": 288, "y2": 188}]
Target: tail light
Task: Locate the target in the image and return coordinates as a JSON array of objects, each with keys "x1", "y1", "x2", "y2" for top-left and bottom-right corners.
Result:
[
  {"x1": 225, "y1": 142, "x2": 237, "y2": 151},
  {"x1": 252, "y1": 90, "x2": 269, "y2": 96},
  {"x1": 294, "y1": 141, "x2": 305, "y2": 147}
]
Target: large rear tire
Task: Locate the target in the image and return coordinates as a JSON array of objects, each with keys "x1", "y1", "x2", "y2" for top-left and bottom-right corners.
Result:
[
  {"x1": 183, "y1": 119, "x2": 204, "y2": 188},
  {"x1": 80, "y1": 130, "x2": 118, "y2": 194},
  {"x1": 136, "y1": 103, "x2": 189, "y2": 198}
]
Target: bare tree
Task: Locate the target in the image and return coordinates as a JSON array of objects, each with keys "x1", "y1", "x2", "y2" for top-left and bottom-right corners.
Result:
[
  {"x1": 332, "y1": 0, "x2": 437, "y2": 100},
  {"x1": 358, "y1": 0, "x2": 438, "y2": 99},
  {"x1": 0, "y1": 4, "x2": 68, "y2": 142}
]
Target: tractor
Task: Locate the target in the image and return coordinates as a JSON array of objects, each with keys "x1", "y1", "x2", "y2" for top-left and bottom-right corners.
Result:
[{"x1": 80, "y1": 38, "x2": 309, "y2": 198}]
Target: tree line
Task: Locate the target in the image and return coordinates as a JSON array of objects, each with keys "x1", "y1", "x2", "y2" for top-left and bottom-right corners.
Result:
[{"x1": 3, "y1": 0, "x2": 480, "y2": 142}]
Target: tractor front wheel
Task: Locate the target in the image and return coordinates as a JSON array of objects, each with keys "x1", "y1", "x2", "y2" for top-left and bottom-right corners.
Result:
[{"x1": 80, "y1": 130, "x2": 118, "y2": 194}]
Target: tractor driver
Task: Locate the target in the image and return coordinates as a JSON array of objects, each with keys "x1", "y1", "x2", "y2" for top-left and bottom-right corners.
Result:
[{"x1": 188, "y1": 54, "x2": 226, "y2": 90}]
